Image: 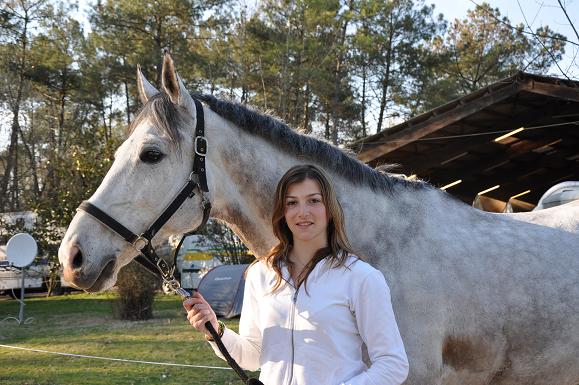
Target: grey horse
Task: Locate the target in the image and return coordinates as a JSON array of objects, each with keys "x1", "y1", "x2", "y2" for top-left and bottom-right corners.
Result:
[{"x1": 59, "y1": 55, "x2": 579, "y2": 385}]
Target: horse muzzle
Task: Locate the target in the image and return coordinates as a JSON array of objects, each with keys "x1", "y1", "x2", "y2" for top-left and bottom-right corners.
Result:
[{"x1": 59, "y1": 242, "x2": 116, "y2": 292}]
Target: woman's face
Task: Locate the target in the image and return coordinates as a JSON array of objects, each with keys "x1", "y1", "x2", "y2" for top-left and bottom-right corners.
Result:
[{"x1": 284, "y1": 178, "x2": 329, "y2": 246}]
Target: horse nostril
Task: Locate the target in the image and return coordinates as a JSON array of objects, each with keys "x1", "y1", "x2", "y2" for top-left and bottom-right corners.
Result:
[{"x1": 72, "y1": 247, "x2": 83, "y2": 269}]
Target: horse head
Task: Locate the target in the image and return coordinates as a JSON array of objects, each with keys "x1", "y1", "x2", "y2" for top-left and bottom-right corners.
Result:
[{"x1": 58, "y1": 54, "x2": 209, "y2": 292}]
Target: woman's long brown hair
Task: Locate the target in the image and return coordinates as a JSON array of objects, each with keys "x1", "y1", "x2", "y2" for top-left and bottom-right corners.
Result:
[{"x1": 264, "y1": 164, "x2": 356, "y2": 293}]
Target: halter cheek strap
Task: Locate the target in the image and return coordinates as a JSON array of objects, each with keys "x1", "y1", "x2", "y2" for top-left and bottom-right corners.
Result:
[{"x1": 193, "y1": 99, "x2": 208, "y2": 193}]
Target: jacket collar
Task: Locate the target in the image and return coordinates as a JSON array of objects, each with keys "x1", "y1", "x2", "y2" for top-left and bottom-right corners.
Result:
[{"x1": 280, "y1": 256, "x2": 334, "y2": 288}]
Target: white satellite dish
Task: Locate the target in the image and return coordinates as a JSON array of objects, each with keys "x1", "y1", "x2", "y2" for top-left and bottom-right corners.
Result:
[{"x1": 6, "y1": 233, "x2": 38, "y2": 268}]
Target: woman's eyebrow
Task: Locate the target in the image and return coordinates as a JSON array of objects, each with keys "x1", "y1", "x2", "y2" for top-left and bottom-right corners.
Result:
[{"x1": 286, "y1": 193, "x2": 322, "y2": 198}]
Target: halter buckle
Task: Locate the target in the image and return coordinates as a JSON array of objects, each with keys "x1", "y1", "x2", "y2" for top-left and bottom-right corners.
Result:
[
  {"x1": 156, "y1": 258, "x2": 173, "y2": 279},
  {"x1": 194, "y1": 136, "x2": 208, "y2": 157},
  {"x1": 132, "y1": 235, "x2": 149, "y2": 251}
]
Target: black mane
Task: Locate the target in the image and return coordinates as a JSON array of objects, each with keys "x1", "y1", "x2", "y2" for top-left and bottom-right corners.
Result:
[
  {"x1": 131, "y1": 91, "x2": 428, "y2": 194},
  {"x1": 193, "y1": 93, "x2": 428, "y2": 194}
]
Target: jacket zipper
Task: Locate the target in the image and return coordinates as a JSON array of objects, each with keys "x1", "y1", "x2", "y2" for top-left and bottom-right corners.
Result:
[{"x1": 287, "y1": 286, "x2": 299, "y2": 385}]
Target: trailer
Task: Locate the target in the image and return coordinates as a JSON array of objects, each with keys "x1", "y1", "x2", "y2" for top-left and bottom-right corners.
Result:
[
  {"x1": 173, "y1": 235, "x2": 222, "y2": 291},
  {"x1": 0, "y1": 260, "x2": 48, "y2": 298}
]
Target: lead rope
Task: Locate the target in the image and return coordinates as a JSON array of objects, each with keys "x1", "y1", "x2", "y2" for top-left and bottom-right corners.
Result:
[
  {"x1": 164, "y1": 238, "x2": 263, "y2": 385},
  {"x1": 133, "y1": 206, "x2": 263, "y2": 385},
  {"x1": 143, "y1": 199, "x2": 263, "y2": 385},
  {"x1": 164, "y1": 284, "x2": 259, "y2": 384}
]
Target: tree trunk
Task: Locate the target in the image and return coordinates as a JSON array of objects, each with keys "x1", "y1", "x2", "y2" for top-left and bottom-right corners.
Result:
[
  {"x1": 124, "y1": 78, "x2": 131, "y2": 124},
  {"x1": 292, "y1": 9, "x2": 305, "y2": 128},
  {"x1": 57, "y1": 66, "x2": 68, "y2": 150},
  {"x1": 324, "y1": 111, "x2": 331, "y2": 140},
  {"x1": 2, "y1": 116, "x2": 20, "y2": 210},
  {"x1": 303, "y1": 83, "x2": 311, "y2": 133},
  {"x1": 99, "y1": 97, "x2": 110, "y2": 142},
  {"x1": 377, "y1": 13, "x2": 395, "y2": 134},
  {"x1": 0, "y1": 9, "x2": 29, "y2": 211},
  {"x1": 361, "y1": 63, "x2": 368, "y2": 137},
  {"x1": 18, "y1": 115, "x2": 40, "y2": 199},
  {"x1": 280, "y1": 9, "x2": 291, "y2": 121},
  {"x1": 119, "y1": 56, "x2": 131, "y2": 124},
  {"x1": 330, "y1": 0, "x2": 353, "y2": 145},
  {"x1": 11, "y1": 129, "x2": 19, "y2": 208},
  {"x1": 259, "y1": 56, "x2": 267, "y2": 109}
]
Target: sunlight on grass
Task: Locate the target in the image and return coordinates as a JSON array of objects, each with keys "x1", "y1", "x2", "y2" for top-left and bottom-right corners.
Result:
[{"x1": 0, "y1": 292, "x2": 254, "y2": 385}]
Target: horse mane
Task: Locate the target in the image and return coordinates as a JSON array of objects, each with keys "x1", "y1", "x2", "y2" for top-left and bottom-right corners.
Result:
[
  {"x1": 129, "y1": 93, "x2": 184, "y2": 146},
  {"x1": 130, "y1": 91, "x2": 428, "y2": 194},
  {"x1": 193, "y1": 93, "x2": 429, "y2": 195}
]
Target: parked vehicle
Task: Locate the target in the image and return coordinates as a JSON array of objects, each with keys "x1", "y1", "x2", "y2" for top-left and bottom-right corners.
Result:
[
  {"x1": 0, "y1": 247, "x2": 48, "y2": 298},
  {"x1": 1, "y1": 245, "x2": 74, "y2": 297},
  {"x1": 173, "y1": 235, "x2": 222, "y2": 291},
  {"x1": 533, "y1": 181, "x2": 579, "y2": 210}
]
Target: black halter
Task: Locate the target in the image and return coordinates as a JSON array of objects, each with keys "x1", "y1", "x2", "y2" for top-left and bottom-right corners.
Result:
[
  {"x1": 76, "y1": 98, "x2": 263, "y2": 385},
  {"x1": 77, "y1": 98, "x2": 211, "y2": 282}
]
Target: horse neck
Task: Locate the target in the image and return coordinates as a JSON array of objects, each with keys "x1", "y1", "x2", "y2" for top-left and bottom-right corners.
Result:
[
  {"x1": 204, "y1": 111, "x2": 289, "y2": 257},
  {"x1": 203, "y1": 109, "x2": 456, "y2": 261}
]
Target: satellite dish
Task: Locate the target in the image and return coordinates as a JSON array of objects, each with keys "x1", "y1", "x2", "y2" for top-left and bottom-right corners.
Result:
[{"x1": 6, "y1": 233, "x2": 38, "y2": 268}]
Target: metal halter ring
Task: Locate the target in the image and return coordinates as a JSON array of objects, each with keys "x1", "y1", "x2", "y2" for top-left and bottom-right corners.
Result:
[
  {"x1": 165, "y1": 279, "x2": 191, "y2": 299},
  {"x1": 165, "y1": 279, "x2": 181, "y2": 291}
]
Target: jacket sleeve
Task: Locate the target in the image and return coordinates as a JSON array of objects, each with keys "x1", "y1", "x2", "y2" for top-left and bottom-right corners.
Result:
[
  {"x1": 208, "y1": 266, "x2": 262, "y2": 371},
  {"x1": 342, "y1": 270, "x2": 409, "y2": 385}
]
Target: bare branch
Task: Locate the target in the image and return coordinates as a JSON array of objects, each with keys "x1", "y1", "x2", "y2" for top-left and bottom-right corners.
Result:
[
  {"x1": 468, "y1": 0, "x2": 578, "y2": 47},
  {"x1": 557, "y1": 0, "x2": 579, "y2": 43},
  {"x1": 516, "y1": 0, "x2": 571, "y2": 81}
]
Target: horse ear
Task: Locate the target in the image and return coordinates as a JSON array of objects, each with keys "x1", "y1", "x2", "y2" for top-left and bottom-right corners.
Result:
[
  {"x1": 136, "y1": 65, "x2": 159, "y2": 104},
  {"x1": 161, "y1": 52, "x2": 195, "y2": 112}
]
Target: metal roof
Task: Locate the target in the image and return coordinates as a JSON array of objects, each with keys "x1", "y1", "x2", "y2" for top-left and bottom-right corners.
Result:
[{"x1": 351, "y1": 72, "x2": 579, "y2": 207}]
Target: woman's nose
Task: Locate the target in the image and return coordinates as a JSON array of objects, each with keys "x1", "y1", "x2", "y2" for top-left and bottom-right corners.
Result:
[{"x1": 297, "y1": 202, "x2": 309, "y2": 216}]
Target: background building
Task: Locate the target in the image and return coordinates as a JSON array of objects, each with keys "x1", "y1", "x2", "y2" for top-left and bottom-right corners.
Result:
[{"x1": 351, "y1": 72, "x2": 579, "y2": 211}]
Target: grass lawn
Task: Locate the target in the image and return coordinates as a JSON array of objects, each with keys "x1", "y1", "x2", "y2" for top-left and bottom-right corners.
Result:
[{"x1": 0, "y1": 293, "x2": 256, "y2": 385}]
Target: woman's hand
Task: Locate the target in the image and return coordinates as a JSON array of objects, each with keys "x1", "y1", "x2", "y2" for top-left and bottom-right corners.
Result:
[{"x1": 183, "y1": 292, "x2": 219, "y2": 339}]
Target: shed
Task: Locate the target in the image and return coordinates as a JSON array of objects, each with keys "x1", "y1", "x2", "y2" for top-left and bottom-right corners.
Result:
[{"x1": 351, "y1": 72, "x2": 579, "y2": 209}]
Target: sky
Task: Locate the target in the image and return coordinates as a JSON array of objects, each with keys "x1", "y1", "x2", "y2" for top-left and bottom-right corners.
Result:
[
  {"x1": 2, "y1": 0, "x2": 578, "y2": 149},
  {"x1": 431, "y1": 0, "x2": 579, "y2": 78}
]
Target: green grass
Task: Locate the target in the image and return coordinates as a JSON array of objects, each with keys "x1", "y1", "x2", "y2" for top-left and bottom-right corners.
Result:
[{"x1": 0, "y1": 293, "x2": 256, "y2": 385}]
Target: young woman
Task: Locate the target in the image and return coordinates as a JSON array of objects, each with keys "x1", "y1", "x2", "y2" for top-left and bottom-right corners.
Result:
[{"x1": 184, "y1": 164, "x2": 408, "y2": 385}]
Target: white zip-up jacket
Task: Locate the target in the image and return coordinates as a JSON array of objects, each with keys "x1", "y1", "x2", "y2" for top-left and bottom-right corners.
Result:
[{"x1": 208, "y1": 256, "x2": 409, "y2": 385}]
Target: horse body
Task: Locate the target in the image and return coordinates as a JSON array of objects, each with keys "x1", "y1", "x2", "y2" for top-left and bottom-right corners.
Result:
[
  {"x1": 507, "y1": 200, "x2": 579, "y2": 234},
  {"x1": 59, "y1": 55, "x2": 579, "y2": 385},
  {"x1": 388, "y1": 195, "x2": 579, "y2": 384}
]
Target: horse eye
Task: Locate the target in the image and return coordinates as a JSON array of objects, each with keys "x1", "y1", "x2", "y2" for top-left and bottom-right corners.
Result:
[{"x1": 139, "y1": 149, "x2": 164, "y2": 163}]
